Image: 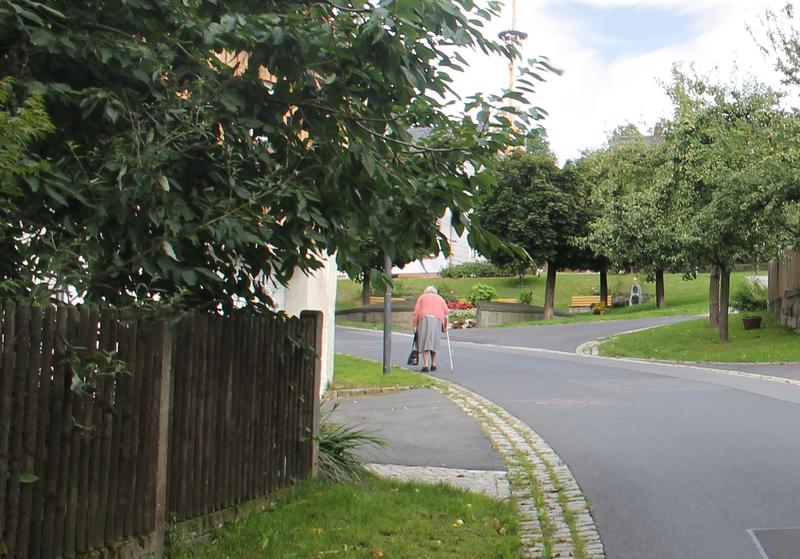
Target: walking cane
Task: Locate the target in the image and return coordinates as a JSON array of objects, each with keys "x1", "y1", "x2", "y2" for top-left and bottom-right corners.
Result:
[{"x1": 445, "y1": 326, "x2": 454, "y2": 373}]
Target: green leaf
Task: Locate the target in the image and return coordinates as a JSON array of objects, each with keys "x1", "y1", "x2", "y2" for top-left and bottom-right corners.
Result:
[
  {"x1": 20, "y1": 473, "x2": 39, "y2": 484},
  {"x1": 162, "y1": 240, "x2": 178, "y2": 261},
  {"x1": 158, "y1": 175, "x2": 170, "y2": 192}
]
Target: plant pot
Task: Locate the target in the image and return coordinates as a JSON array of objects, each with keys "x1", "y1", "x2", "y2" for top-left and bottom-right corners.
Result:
[{"x1": 742, "y1": 315, "x2": 762, "y2": 330}]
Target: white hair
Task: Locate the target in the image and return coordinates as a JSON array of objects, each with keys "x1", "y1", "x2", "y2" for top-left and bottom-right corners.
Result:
[{"x1": 424, "y1": 286, "x2": 438, "y2": 294}]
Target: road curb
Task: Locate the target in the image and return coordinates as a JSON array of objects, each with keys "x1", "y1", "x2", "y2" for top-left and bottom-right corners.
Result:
[
  {"x1": 322, "y1": 385, "x2": 416, "y2": 399},
  {"x1": 576, "y1": 327, "x2": 800, "y2": 389},
  {"x1": 433, "y1": 377, "x2": 605, "y2": 559}
]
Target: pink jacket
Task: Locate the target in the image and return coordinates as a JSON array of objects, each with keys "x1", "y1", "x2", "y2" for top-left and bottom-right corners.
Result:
[{"x1": 412, "y1": 293, "x2": 449, "y2": 331}]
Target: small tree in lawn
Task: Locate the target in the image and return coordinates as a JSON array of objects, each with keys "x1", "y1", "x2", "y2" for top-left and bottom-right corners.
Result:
[
  {"x1": 583, "y1": 125, "x2": 688, "y2": 309},
  {"x1": 666, "y1": 69, "x2": 800, "y2": 341},
  {"x1": 475, "y1": 150, "x2": 592, "y2": 319}
]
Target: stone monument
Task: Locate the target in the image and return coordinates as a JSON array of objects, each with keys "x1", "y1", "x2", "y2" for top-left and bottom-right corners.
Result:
[{"x1": 630, "y1": 281, "x2": 642, "y2": 305}]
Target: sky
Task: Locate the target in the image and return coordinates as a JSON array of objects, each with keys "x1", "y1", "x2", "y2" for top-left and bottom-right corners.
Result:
[{"x1": 452, "y1": 0, "x2": 791, "y2": 163}]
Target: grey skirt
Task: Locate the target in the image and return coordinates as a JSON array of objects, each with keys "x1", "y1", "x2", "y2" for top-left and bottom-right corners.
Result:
[{"x1": 417, "y1": 315, "x2": 442, "y2": 353}]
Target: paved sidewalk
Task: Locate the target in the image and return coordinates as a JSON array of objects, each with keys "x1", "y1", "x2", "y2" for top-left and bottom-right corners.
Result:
[
  {"x1": 366, "y1": 464, "x2": 510, "y2": 499},
  {"x1": 328, "y1": 382, "x2": 606, "y2": 559}
]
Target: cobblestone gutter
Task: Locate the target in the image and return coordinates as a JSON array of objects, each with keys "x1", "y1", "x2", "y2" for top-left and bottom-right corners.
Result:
[{"x1": 434, "y1": 379, "x2": 606, "y2": 559}]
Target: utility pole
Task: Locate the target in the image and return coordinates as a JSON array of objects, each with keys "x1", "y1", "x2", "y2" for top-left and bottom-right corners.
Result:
[
  {"x1": 382, "y1": 253, "x2": 392, "y2": 375},
  {"x1": 498, "y1": 0, "x2": 528, "y2": 110}
]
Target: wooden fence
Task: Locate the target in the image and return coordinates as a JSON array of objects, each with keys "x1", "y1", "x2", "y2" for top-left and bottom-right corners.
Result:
[{"x1": 0, "y1": 302, "x2": 322, "y2": 558}]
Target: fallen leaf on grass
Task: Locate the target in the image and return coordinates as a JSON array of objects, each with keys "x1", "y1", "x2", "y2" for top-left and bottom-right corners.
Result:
[{"x1": 372, "y1": 549, "x2": 384, "y2": 557}]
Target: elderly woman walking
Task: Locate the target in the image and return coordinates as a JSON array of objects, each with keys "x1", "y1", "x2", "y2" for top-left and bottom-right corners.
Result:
[{"x1": 412, "y1": 286, "x2": 449, "y2": 372}]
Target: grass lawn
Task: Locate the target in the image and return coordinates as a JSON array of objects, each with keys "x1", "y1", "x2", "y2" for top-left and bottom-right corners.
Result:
[
  {"x1": 174, "y1": 477, "x2": 522, "y2": 558},
  {"x1": 330, "y1": 353, "x2": 433, "y2": 390},
  {"x1": 600, "y1": 311, "x2": 800, "y2": 363},
  {"x1": 337, "y1": 271, "x2": 765, "y2": 321}
]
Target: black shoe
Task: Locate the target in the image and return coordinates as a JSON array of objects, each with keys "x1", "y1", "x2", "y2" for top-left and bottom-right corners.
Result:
[
  {"x1": 421, "y1": 367, "x2": 429, "y2": 372},
  {"x1": 431, "y1": 366, "x2": 437, "y2": 371}
]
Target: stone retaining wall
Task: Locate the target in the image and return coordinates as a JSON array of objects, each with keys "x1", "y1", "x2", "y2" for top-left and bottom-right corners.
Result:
[
  {"x1": 336, "y1": 302, "x2": 415, "y2": 327},
  {"x1": 476, "y1": 301, "x2": 569, "y2": 328},
  {"x1": 770, "y1": 288, "x2": 800, "y2": 332}
]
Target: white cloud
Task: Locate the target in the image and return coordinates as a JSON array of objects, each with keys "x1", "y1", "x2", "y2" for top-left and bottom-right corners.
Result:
[{"x1": 451, "y1": 0, "x2": 790, "y2": 163}]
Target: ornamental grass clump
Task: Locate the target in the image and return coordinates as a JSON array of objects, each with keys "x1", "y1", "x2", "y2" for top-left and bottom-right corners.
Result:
[
  {"x1": 731, "y1": 278, "x2": 768, "y2": 314},
  {"x1": 317, "y1": 407, "x2": 384, "y2": 483}
]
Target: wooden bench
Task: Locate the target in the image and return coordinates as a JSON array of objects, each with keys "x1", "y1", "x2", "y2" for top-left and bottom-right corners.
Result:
[
  {"x1": 368, "y1": 296, "x2": 406, "y2": 304},
  {"x1": 569, "y1": 295, "x2": 611, "y2": 313}
]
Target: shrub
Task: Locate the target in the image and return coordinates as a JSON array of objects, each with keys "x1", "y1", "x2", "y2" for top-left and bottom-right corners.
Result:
[
  {"x1": 731, "y1": 278, "x2": 768, "y2": 313},
  {"x1": 467, "y1": 283, "x2": 497, "y2": 304},
  {"x1": 435, "y1": 280, "x2": 458, "y2": 302},
  {"x1": 518, "y1": 290, "x2": 535, "y2": 305},
  {"x1": 611, "y1": 294, "x2": 628, "y2": 308},
  {"x1": 440, "y1": 261, "x2": 508, "y2": 278},
  {"x1": 375, "y1": 279, "x2": 416, "y2": 299},
  {"x1": 591, "y1": 301, "x2": 608, "y2": 315}
]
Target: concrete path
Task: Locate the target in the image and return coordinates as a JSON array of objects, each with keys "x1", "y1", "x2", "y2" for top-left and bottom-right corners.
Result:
[
  {"x1": 328, "y1": 388, "x2": 505, "y2": 470},
  {"x1": 329, "y1": 380, "x2": 606, "y2": 558}
]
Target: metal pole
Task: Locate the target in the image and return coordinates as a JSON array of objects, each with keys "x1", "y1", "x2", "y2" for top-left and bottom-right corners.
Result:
[
  {"x1": 382, "y1": 253, "x2": 392, "y2": 375},
  {"x1": 508, "y1": 0, "x2": 517, "y2": 91},
  {"x1": 446, "y1": 327, "x2": 454, "y2": 374}
]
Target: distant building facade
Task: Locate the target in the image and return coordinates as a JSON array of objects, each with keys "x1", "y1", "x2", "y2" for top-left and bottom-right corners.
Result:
[{"x1": 393, "y1": 208, "x2": 485, "y2": 276}]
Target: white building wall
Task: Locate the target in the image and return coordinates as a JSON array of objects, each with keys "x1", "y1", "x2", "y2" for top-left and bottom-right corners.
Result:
[
  {"x1": 394, "y1": 209, "x2": 485, "y2": 276},
  {"x1": 274, "y1": 253, "x2": 337, "y2": 396}
]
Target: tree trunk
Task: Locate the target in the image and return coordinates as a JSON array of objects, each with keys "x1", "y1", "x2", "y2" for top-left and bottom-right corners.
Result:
[
  {"x1": 600, "y1": 266, "x2": 608, "y2": 304},
  {"x1": 361, "y1": 274, "x2": 371, "y2": 306},
  {"x1": 383, "y1": 254, "x2": 392, "y2": 374},
  {"x1": 719, "y1": 265, "x2": 730, "y2": 343},
  {"x1": 709, "y1": 265, "x2": 720, "y2": 328},
  {"x1": 544, "y1": 261, "x2": 557, "y2": 320},
  {"x1": 655, "y1": 268, "x2": 665, "y2": 309}
]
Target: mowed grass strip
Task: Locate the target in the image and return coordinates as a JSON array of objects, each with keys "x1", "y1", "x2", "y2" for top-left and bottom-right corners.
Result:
[
  {"x1": 600, "y1": 312, "x2": 800, "y2": 363},
  {"x1": 330, "y1": 353, "x2": 433, "y2": 390},
  {"x1": 174, "y1": 477, "x2": 522, "y2": 558},
  {"x1": 337, "y1": 271, "x2": 764, "y2": 319}
]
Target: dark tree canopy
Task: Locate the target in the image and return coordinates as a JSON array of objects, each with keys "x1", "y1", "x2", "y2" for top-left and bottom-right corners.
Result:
[
  {"x1": 475, "y1": 150, "x2": 594, "y2": 317},
  {"x1": 0, "y1": 0, "x2": 547, "y2": 312},
  {"x1": 476, "y1": 151, "x2": 592, "y2": 270}
]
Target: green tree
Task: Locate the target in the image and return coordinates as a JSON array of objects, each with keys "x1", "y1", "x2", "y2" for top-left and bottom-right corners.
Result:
[
  {"x1": 583, "y1": 124, "x2": 686, "y2": 309},
  {"x1": 0, "y1": 0, "x2": 545, "y2": 312},
  {"x1": 666, "y1": 70, "x2": 800, "y2": 341},
  {"x1": 0, "y1": 77, "x2": 53, "y2": 293},
  {"x1": 475, "y1": 151, "x2": 592, "y2": 319}
]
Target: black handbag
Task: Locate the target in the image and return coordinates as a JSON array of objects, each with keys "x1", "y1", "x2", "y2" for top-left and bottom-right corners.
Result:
[{"x1": 407, "y1": 332, "x2": 419, "y2": 366}]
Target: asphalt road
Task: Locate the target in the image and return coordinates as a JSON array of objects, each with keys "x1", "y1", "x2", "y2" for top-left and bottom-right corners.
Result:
[{"x1": 335, "y1": 319, "x2": 800, "y2": 559}]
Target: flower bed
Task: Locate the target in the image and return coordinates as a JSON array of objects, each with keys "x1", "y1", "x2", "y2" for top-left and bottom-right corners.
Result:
[{"x1": 448, "y1": 307, "x2": 477, "y2": 329}]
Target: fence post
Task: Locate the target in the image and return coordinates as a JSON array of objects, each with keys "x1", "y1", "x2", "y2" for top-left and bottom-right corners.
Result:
[
  {"x1": 152, "y1": 322, "x2": 174, "y2": 554},
  {"x1": 301, "y1": 311, "x2": 323, "y2": 477}
]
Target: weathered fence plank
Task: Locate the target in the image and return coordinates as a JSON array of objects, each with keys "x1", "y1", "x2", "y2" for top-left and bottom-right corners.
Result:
[
  {"x1": 28, "y1": 305, "x2": 56, "y2": 557},
  {"x1": 16, "y1": 305, "x2": 42, "y2": 559},
  {"x1": 0, "y1": 304, "x2": 321, "y2": 558},
  {"x1": 92, "y1": 308, "x2": 116, "y2": 549}
]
